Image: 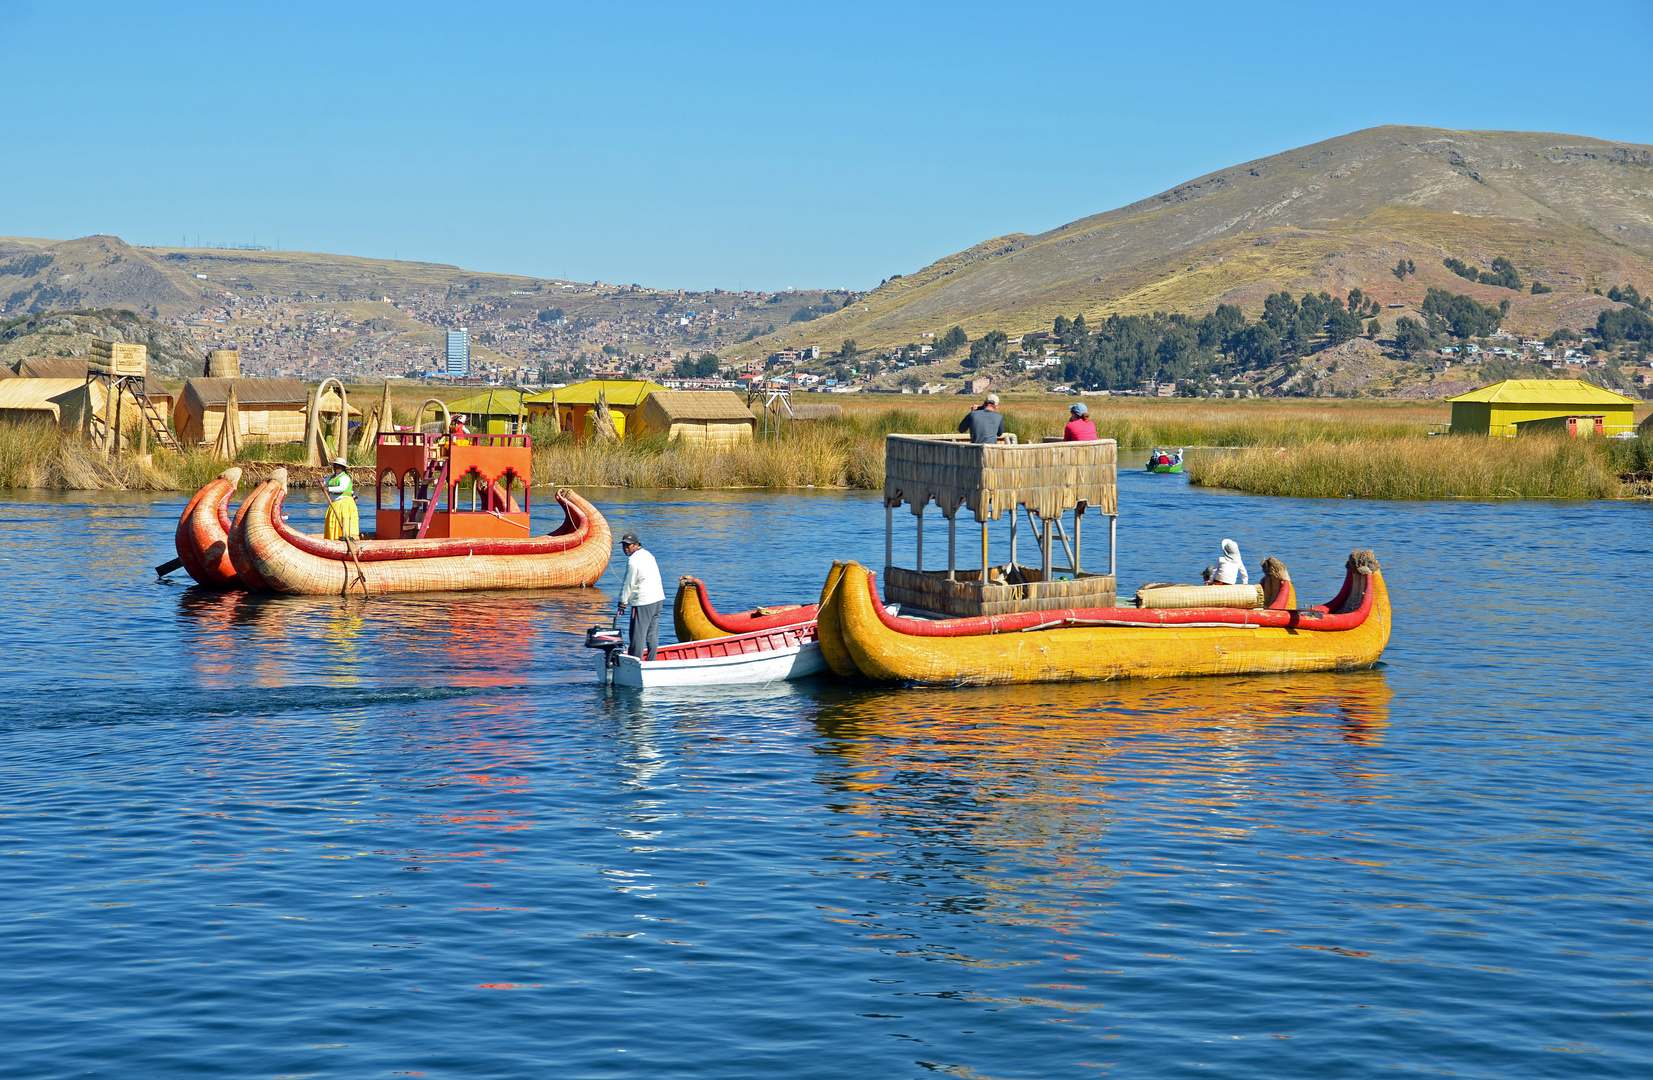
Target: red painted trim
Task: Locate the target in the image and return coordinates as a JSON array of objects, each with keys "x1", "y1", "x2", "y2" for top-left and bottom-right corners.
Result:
[
  {"x1": 863, "y1": 566, "x2": 1374, "y2": 637},
  {"x1": 267, "y1": 488, "x2": 593, "y2": 562},
  {"x1": 652, "y1": 620, "x2": 819, "y2": 661},
  {"x1": 683, "y1": 576, "x2": 820, "y2": 634}
]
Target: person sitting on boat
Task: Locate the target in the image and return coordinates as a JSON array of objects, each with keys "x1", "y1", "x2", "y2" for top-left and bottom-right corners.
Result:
[
  {"x1": 450, "y1": 413, "x2": 471, "y2": 447},
  {"x1": 1063, "y1": 402, "x2": 1097, "y2": 441},
  {"x1": 323, "y1": 456, "x2": 360, "y2": 541},
  {"x1": 1212, "y1": 538, "x2": 1248, "y2": 585},
  {"x1": 616, "y1": 530, "x2": 664, "y2": 662},
  {"x1": 957, "y1": 394, "x2": 1003, "y2": 444}
]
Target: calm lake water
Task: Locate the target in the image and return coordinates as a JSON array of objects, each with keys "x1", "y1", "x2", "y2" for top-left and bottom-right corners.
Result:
[{"x1": 2, "y1": 464, "x2": 1650, "y2": 1079}]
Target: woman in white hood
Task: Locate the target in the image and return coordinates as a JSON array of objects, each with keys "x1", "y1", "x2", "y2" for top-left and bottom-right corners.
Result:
[{"x1": 1213, "y1": 538, "x2": 1248, "y2": 585}]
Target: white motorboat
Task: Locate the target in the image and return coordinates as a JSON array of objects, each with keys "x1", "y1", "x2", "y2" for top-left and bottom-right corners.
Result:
[{"x1": 586, "y1": 619, "x2": 826, "y2": 688}]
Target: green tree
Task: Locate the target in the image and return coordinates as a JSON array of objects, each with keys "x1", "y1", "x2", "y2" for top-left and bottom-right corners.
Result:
[
  {"x1": 936, "y1": 326, "x2": 968, "y2": 356},
  {"x1": 1366, "y1": 319, "x2": 1382, "y2": 338},
  {"x1": 537, "y1": 307, "x2": 564, "y2": 323},
  {"x1": 1392, "y1": 259, "x2": 1416, "y2": 280},
  {"x1": 839, "y1": 338, "x2": 859, "y2": 360},
  {"x1": 1392, "y1": 316, "x2": 1432, "y2": 359},
  {"x1": 1325, "y1": 307, "x2": 1363, "y2": 346},
  {"x1": 1531, "y1": 280, "x2": 1553, "y2": 295}
]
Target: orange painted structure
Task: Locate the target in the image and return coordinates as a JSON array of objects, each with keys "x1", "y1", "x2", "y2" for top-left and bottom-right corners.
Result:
[{"x1": 373, "y1": 431, "x2": 531, "y2": 541}]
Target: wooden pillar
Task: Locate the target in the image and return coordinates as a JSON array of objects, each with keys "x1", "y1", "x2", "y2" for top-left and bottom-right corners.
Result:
[
  {"x1": 885, "y1": 502, "x2": 893, "y2": 570},
  {"x1": 946, "y1": 509, "x2": 956, "y2": 582},
  {"x1": 1009, "y1": 504, "x2": 1018, "y2": 568},
  {"x1": 981, "y1": 520, "x2": 989, "y2": 577},
  {"x1": 1041, "y1": 514, "x2": 1052, "y2": 581},
  {"x1": 915, "y1": 502, "x2": 924, "y2": 572},
  {"x1": 111, "y1": 378, "x2": 124, "y2": 459},
  {"x1": 1074, "y1": 508, "x2": 1081, "y2": 576},
  {"x1": 1109, "y1": 514, "x2": 1117, "y2": 577}
]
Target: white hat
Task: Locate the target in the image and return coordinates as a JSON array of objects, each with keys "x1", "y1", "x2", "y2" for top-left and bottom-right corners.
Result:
[{"x1": 330, "y1": 455, "x2": 349, "y2": 469}]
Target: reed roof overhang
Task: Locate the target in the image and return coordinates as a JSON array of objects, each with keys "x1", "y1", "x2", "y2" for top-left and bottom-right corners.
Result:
[{"x1": 882, "y1": 433, "x2": 1118, "y2": 522}]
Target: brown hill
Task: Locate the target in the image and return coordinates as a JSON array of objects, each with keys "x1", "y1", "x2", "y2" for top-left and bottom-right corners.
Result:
[
  {"x1": 753, "y1": 125, "x2": 1653, "y2": 352},
  {"x1": 0, "y1": 308, "x2": 205, "y2": 378}
]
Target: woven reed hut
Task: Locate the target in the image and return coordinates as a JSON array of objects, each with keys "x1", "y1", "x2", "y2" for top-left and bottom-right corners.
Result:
[
  {"x1": 523, "y1": 379, "x2": 664, "y2": 442},
  {"x1": 175, "y1": 378, "x2": 356, "y2": 446},
  {"x1": 7, "y1": 357, "x2": 173, "y2": 414},
  {"x1": 631, "y1": 390, "x2": 757, "y2": 448}
]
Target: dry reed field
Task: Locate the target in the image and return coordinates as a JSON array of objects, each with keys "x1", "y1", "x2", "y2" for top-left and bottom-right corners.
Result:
[
  {"x1": 1185, "y1": 435, "x2": 1650, "y2": 500},
  {"x1": 4, "y1": 394, "x2": 1647, "y2": 501}
]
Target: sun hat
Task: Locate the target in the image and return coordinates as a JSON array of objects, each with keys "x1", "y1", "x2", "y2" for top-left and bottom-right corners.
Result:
[{"x1": 330, "y1": 455, "x2": 349, "y2": 469}]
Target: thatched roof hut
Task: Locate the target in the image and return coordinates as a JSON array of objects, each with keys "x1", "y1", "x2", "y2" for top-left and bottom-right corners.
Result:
[
  {"x1": 524, "y1": 379, "x2": 665, "y2": 441},
  {"x1": 8, "y1": 357, "x2": 173, "y2": 411},
  {"x1": 175, "y1": 378, "x2": 357, "y2": 446},
  {"x1": 631, "y1": 391, "x2": 757, "y2": 449}
]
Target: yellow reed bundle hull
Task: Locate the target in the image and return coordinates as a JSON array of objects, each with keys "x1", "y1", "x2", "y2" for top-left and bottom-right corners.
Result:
[
  {"x1": 235, "y1": 479, "x2": 611, "y2": 596},
  {"x1": 832, "y1": 561, "x2": 1390, "y2": 686},
  {"x1": 673, "y1": 581, "x2": 724, "y2": 642},
  {"x1": 815, "y1": 561, "x2": 858, "y2": 678}
]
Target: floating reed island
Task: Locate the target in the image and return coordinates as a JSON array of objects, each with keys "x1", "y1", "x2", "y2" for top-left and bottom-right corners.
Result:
[{"x1": 2, "y1": 395, "x2": 1650, "y2": 499}]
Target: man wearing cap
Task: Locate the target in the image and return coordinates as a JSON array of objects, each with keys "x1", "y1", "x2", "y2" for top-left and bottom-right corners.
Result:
[
  {"x1": 616, "y1": 531, "x2": 664, "y2": 662},
  {"x1": 323, "y1": 456, "x2": 360, "y2": 540},
  {"x1": 958, "y1": 393, "x2": 1004, "y2": 444},
  {"x1": 1063, "y1": 401, "x2": 1097, "y2": 442}
]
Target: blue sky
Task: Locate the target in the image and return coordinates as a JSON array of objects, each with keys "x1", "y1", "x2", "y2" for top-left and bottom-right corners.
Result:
[{"x1": 3, "y1": 0, "x2": 1649, "y2": 290}]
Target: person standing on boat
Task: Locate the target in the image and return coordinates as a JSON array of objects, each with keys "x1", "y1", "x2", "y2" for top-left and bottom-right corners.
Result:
[
  {"x1": 958, "y1": 394, "x2": 1003, "y2": 444},
  {"x1": 1063, "y1": 402, "x2": 1097, "y2": 441},
  {"x1": 323, "y1": 456, "x2": 360, "y2": 541},
  {"x1": 617, "y1": 531, "x2": 664, "y2": 662},
  {"x1": 1212, "y1": 538, "x2": 1248, "y2": 585}
]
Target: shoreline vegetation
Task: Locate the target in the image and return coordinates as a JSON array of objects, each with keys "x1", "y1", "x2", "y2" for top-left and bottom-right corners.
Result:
[{"x1": 1, "y1": 397, "x2": 1648, "y2": 500}]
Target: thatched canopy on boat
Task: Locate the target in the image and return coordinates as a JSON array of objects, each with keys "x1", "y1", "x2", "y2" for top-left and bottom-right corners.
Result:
[{"x1": 883, "y1": 434, "x2": 1118, "y2": 522}]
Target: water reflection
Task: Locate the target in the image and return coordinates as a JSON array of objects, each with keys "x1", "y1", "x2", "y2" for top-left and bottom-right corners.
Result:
[{"x1": 804, "y1": 673, "x2": 1392, "y2": 932}]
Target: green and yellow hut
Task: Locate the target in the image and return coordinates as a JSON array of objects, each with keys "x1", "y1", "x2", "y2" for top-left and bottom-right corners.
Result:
[
  {"x1": 523, "y1": 379, "x2": 664, "y2": 441},
  {"x1": 1446, "y1": 379, "x2": 1638, "y2": 437},
  {"x1": 442, "y1": 387, "x2": 530, "y2": 435}
]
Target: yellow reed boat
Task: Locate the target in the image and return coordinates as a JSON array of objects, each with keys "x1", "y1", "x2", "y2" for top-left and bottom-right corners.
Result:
[{"x1": 818, "y1": 551, "x2": 1390, "y2": 686}]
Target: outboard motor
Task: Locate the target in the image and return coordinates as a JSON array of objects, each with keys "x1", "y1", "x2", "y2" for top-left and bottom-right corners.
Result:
[{"x1": 585, "y1": 617, "x2": 624, "y2": 684}]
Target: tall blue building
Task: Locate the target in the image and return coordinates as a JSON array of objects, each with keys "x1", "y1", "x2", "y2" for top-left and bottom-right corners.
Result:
[{"x1": 445, "y1": 329, "x2": 470, "y2": 376}]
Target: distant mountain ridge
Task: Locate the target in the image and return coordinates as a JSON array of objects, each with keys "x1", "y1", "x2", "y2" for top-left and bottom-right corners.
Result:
[{"x1": 754, "y1": 125, "x2": 1653, "y2": 350}]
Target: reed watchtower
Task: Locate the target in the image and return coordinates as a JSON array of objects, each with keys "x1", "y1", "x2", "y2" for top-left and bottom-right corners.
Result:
[{"x1": 882, "y1": 433, "x2": 1118, "y2": 618}]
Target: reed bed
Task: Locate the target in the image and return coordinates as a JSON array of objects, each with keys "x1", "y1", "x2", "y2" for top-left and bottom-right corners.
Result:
[
  {"x1": 1186, "y1": 435, "x2": 1643, "y2": 500},
  {"x1": 535, "y1": 426, "x2": 884, "y2": 489},
  {"x1": 0, "y1": 420, "x2": 178, "y2": 490}
]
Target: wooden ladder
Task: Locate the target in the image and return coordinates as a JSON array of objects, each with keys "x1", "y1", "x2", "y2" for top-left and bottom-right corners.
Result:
[
  {"x1": 402, "y1": 460, "x2": 448, "y2": 539},
  {"x1": 132, "y1": 386, "x2": 181, "y2": 452}
]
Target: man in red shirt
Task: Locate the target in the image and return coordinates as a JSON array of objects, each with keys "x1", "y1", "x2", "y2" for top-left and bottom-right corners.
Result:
[{"x1": 1063, "y1": 401, "x2": 1097, "y2": 441}]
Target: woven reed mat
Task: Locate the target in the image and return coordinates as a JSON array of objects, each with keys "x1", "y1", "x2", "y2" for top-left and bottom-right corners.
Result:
[{"x1": 1136, "y1": 582, "x2": 1264, "y2": 610}]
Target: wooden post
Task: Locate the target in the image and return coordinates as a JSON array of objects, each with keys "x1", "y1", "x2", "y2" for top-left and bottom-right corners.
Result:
[
  {"x1": 1074, "y1": 509, "x2": 1081, "y2": 576},
  {"x1": 981, "y1": 521, "x2": 989, "y2": 577},
  {"x1": 1009, "y1": 502, "x2": 1017, "y2": 567},
  {"x1": 947, "y1": 508, "x2": 956, "y2": 582},
  {"x1": 885, "y1": 502, "x2": 893, "y2": 570},
  {"x1": 916, "y1": 502, "x2": 924, "y2": 573},
  {"x1": 111, "y1": 377, "x2": 124, "y2": 459},
  {"x1": 1109, "y1": 514, "x2": 1117, "y2": 577},
  {"x1": 137, "y1": 383, "x2": 149, "y2": 457},
  {"x1": 1041, "y1": 514, "x2": 1052, "y2": 581}
]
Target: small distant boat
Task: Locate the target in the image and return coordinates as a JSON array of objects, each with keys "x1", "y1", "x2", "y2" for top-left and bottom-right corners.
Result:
[
  {"x1": 1146, "y1": 449, "x2": 1183, "y2": 474},
  {"x1": 673, "y1": 575, "x2": 818, "y2": 641},
  {"x1": 588, "y1": 619, "x2": 825, "y2": 688}
]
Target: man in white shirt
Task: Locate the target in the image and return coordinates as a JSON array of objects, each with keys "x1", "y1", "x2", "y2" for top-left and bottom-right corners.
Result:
[{"x1": 616, "y1": 531, "x2": 664, "y2": 661}]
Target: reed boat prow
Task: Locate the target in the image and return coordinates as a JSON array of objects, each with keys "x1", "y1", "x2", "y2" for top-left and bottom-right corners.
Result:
[
  {"x1": 829, "y1": 553, "x2": 1390, "y2": 686},
  {"x1": 673, "y1": 575, "x2": 821, "y2": 641},
  {"x1": 174, "y1": 468, "x2": 243, "y2": 589}
]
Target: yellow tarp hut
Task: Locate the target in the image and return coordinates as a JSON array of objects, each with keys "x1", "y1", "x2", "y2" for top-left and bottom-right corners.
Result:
[
  {"x1": 175, "y1": 378, "x2": 357, "y2": 446},
  {"x1": 631, "y1": 391, "x2": 757, "y2": 448},
  {"x1": 442, "y1": 388, "x2": 529, "y2": 435},
  {"x1": 1446, "y1": 379, "x2": 1638, "y2": 437},
  {"x1": 524, "y1": 379, "x2": 665, "y2": 442}
]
